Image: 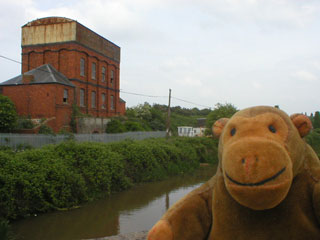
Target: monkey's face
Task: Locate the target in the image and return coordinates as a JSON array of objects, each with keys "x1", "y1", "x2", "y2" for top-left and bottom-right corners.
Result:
[{"x1": 213, "y1": 107, "x2": 312, "y2": 210}]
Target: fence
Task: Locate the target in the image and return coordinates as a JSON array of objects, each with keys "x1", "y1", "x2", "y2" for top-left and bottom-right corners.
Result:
[{"x1": 0, "y1": 131, "x2": 166, "y2": 149}]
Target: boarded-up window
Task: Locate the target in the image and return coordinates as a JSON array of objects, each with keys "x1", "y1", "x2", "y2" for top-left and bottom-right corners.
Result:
[
  {"x1": 91, "y1": 91, "x2": 96, "y2": 108},
  {"x1": 102, "y1": 67, "x2": 106, "y2": 82},
  {"x1": 80, "y1": 89, "x2": 85, "y2": 106},
  {"x1": 80, "y1": 58, "x2": 85, "y2": 76},
  {"x1": 63, "y1": 89, "x2": 68, "y2": 103},
  {"x1": 110, "y1": 95, "x2": 114, "y2": 110},
  {"x1": 92, "y1": 63, "x2": 96, "y2": 80},
  {"x1": 102, "y1": 93, "x2": 106, "y2": 109}
]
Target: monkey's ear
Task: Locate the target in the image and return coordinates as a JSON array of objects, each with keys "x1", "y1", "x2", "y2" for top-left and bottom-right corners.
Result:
[
  {"x1": 290, "y1": 114, "x2": 313, "y2": 138},
  {"x1": 212, "y1": 118, "x2": 229, "y2": 138}
]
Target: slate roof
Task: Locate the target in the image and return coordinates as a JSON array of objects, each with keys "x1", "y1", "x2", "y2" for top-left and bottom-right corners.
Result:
[{"x1": 0, "y1": 64, "x2": 75, "y2": 87}]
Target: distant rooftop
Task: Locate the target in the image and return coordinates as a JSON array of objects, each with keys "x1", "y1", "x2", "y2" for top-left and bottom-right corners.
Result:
[{"x1": 0, "y1": 64, "x2": 75, "y2": 87}]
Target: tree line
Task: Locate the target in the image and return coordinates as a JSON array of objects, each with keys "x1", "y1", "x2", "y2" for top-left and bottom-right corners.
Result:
[{"x1": 1, "y1": 94, "x2": 320, "y2": 138}]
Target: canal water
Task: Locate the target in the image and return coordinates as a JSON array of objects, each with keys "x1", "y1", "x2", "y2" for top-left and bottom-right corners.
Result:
[{"x1": 12, "y1": 164, "x2": 217, "y2": 240}]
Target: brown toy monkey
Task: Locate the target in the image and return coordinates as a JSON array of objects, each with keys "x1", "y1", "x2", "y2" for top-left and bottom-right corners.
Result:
[{"x1": 148, "y1": 106, "x2": 320, "y2": 240}]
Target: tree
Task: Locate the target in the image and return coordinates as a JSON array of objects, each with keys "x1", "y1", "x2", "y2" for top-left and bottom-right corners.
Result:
[
  {"x1": 0, "y1": 94, "x2": 18, "y2": 133},
  {"x1": 124, "y1": 121, "x2": 145, "y2": 132},
  {"x1": 205, "y1": 103, "x2": 238, "y2": 135},
  {"x1": 106, "y1": 119, "x2": 126, "y2": 133},
  {"x1": 313, "y1": 111, "x2": 320, "y2": 129}
]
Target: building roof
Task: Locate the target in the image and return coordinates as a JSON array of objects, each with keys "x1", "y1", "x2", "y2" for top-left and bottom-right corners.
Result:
[
  {"x1": 0, "y1": 64, "x2": 75, "y2": 87},
  {"x1": 22, "y1": 16, "x2": 120, "y2": 63},
  {"x1": 23, "y1": 16, "x2": 74, "y2": 27}
]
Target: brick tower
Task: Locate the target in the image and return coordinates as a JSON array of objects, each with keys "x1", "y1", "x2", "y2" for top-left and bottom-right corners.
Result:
[{"x1": 21, "y1": 17, "x2": 125, "y2": 117}]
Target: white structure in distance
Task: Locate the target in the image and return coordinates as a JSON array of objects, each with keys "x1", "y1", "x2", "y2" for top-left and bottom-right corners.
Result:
[{"x1": 177, "y1": 126, "x2": 205, "y2": 137}]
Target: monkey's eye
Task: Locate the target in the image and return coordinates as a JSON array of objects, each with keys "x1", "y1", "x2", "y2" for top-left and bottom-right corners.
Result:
[
  {"x1": 230, "y1": 128, "x2": 236, "y2": 136},
  {"x1": 268, "y1": 125, "x2": 277, "y2": 133}
]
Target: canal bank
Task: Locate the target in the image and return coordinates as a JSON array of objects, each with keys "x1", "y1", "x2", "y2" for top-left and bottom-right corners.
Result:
[
  {"x1": 12, "y1": 165, "x2": 217, "y2": 240},
  {"x1": 91, "y1": 231, "x2": 148, "y2": 240},
  {"x1": 2, "y1": 137, "x2": 218, "y2": 224}
]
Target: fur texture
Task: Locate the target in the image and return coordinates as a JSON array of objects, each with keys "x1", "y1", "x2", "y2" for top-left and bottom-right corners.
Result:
[{"x1": 148, "y1": 106, "x2": 320, "y2": 240}]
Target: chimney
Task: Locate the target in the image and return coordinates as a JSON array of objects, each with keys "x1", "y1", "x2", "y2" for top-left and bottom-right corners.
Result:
[{"x1": 22, "y1": 74, "x2": 34, "y2": 84}]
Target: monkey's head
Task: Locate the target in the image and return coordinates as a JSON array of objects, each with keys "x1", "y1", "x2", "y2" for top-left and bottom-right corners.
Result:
[{"x1": 213, "y1": 106, "x2": 312, "y2": 210}]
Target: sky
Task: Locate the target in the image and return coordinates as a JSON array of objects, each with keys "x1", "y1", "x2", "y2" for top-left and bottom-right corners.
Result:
[{"x1": 1, "y1": 0, "x2": 320, "y2": 115}]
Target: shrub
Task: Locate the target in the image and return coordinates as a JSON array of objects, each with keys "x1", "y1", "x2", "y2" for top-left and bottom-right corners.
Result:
[
  {"x1": 0, "y1": 137, "x2": 217, "y2": 221},
  {"x1": 17, "y1": 116, "x2": 35, "y2": 129},
  {"x1": 109, "y1": 140, "x2": 165, "y2": 182},
  {"x1": 38, "y1": 125, "x2": 55, "y2": 135},
  {"x1": 124, "y1": 121, "x2": 145, "y2": 132},
  {"x1": 0, "y1": 149, "x2": 86, "y2": 219},
  {"x1": 0, "y1": 219, "x2": 13, "y2": 240},
  {"x1": 52, "y1": 141, "x2": 131, "y2": 194},
  {"x1": 106, "y1": 119, "x2": 126, "y2": 133},
  {"x1": 0, "y1": 95, "x2": 18, "y2": 132}
]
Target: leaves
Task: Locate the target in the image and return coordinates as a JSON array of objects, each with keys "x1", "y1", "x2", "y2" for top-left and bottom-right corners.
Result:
[
  {"x1": 205, "y1": 103, "x2": 238, "y2": 135},
  {"x1": 0, "y1": 95, "x2": 18, "y2": 133},
  {"x1": 0, "y1": 137, "x2": 218, "y2": 221}
]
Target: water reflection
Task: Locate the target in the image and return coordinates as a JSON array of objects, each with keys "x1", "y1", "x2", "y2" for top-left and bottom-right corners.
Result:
[{"x1": 12, "y1": 165, "x2": 216, "y2": 240}]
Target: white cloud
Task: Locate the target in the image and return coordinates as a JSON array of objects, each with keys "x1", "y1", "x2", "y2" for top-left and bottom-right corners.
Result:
[
  {"x1": 312, "y1": 61, "x2": 320, "y2": 70},
  {"x1": 251, "y1": 81, "x2": 263, "y2": 89},
  {"x1": 162, "y1": 57, "x2": 191, "y2": 70},
  {"x1": 1, "y1": 0, "x2": 320, "y2": 114},
  {"x1": 292, "y1": 70, "x2": 318, "y2": 82},
  {"x1": 189, "y1": 0, "x2": 320, "y2": 30}
]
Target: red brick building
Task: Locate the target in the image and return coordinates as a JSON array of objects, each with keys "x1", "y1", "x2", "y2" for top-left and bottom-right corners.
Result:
[{"x1": 0, "y1": 17, "x2": 125, "y2": 132}]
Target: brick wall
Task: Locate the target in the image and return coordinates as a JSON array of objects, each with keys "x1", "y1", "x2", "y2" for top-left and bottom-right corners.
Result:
[
  {"x1": 22, "y1": 42, "x2": 124, "y2": 118},
  {"x1": 3, "y1": 17, "x2": 126, "y2": 133},
  {"x1": 2, "y1": 83, "x2": 74, "y2": 132}
]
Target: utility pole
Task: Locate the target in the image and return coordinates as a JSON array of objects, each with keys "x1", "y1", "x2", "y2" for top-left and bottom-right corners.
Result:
[{"x1": 166, "y1": 88, "x2": 172, "y2": 139}]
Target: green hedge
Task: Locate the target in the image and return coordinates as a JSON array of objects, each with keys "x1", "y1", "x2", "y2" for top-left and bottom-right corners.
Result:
[{"x1": 0, "y1": 137, "x2": 218, "y2": 221}]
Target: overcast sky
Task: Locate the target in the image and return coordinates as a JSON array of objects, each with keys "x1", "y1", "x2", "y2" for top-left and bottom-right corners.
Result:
[{"x1": 1, "y1": 0, "x2": 320, "y2": 114}]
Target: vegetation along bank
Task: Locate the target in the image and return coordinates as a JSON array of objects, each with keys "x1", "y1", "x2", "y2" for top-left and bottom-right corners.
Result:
[{"x1": 0, "y1": 137, "x2": 218, "y2": 222}]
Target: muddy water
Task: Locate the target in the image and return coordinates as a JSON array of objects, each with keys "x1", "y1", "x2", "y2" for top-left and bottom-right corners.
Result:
[{"x1": 12, "y1": 164, "x2": 217, "y2": 240}]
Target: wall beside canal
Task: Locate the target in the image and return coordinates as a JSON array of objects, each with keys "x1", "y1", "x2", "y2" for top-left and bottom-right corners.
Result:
[
  {"x1": 0, "y1": 131, "x2": 166, "y2": 149},
  {"x1": 93, "y1": 231, "x2": 148, "y2": 240}
]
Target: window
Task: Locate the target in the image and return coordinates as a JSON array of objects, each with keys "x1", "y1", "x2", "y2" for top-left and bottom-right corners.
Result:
[
  {"x1": 63, "y1": 89, "x2": 68, "y2": 103},
  {"x1": 110, "y1": 95, "x2": 114, "y2": 110},
  {"x1": 102, "y1": 67, "x2": 106, "y2": 82},
  {"x1": 92, "y1": 63, "x2": 96, "y2": 80},
  {"x1": 0, "y1": 87, "x2": 3, "y2": 94},
  {"x1": 110, "y1": 70, "x2": 114, "y2": 87},
  {"x1": 91, "y1": 91, "x2": 96, "y2": 108},
  {"x1": 101, "y1": 93, "x2": 106, "y2": 109},
  {"x1": 80, "y1": 58, "x2": 85, "y2": 76},
  {"x1": 80, "y1": 89, "x2": 85, "y2": 106}
]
